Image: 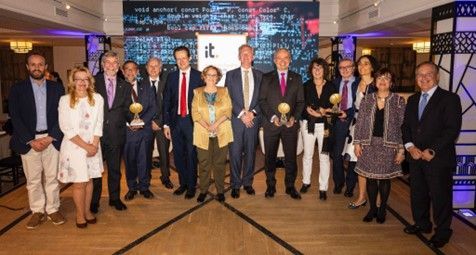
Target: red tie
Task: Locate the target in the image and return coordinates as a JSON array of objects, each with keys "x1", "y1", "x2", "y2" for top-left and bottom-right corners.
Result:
[
  {"x1": 340, "y1": 80, "x2": 349, "y2": 110},
  {"x1": 180, "y1": 72, "x2": 187, "y2": 117},
  {"x1": 280, "y1": 72, "x2": 286, "y2": 96}
]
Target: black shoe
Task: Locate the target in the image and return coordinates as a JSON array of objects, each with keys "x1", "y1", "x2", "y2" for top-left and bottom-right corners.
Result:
[
  {"x1": 244, "y1": 186, "x2": 255, "y2": 195},
  {"x1": 184, "y1": 189, "x2": 196, "y2": 199},
  {"x1": 90, "y1": 203, "x2": 99, "y2": 214},
  {"x1": 363, "y1": 209, "x2": 377, "y2": 222},
  {"x1": 124, "y1": 190, "x2": 137, "y2": 201},
  {"x1": 216, "y1": 193, "x2": 225, "y2": 202},
  {"x1": 428, "y1": 236, "x2": 448, "y2": 248},
  {"x1": 265, "y1": 187, "x2": 276, "y2": 198},
  {"x1": 197, "y1": 193, "x2": 207, "y2": 203},
  {"x1": 109, "y1": 199, "x2": 127, "y2": 211},
  {"x1": 231, "y1": 188, "x2": 240, "y2": 199},
  {"x1": 173, "y1": 186, "x2": 187, "y2": 196},
  {"x1": 348, "y1": 200, "x2": 367, "y2": 209},
  {"x1": 319, "y1": 191, "x2": 327, "y2": 200},
  {"x1": 152, "y1": 161, "x2": 161, "y2": 168},
  {"x1": 376, "y1": 207, "x2": 386, "y2": 224},
  {"x1": 162, "y1": 179, "x2": 174, "y2": 189},
  {"x1": 333, "y1": 185, "x2": 343, "y2": 194},
  {"x1": 344, "y1": 190, "x2": 354, "y2": 197},
  {"x1": 140, "y1": 190, "x2": 154, "y2": 199},
  {"x1": 300, "y1": 184, "x2": 311, "y2": 193},
  {"x1": 404, "y1": 224, "x2": 432, "y2": 235},
  {"x1": 285, "y1": 187, "x2": 302, "y2": 200}
]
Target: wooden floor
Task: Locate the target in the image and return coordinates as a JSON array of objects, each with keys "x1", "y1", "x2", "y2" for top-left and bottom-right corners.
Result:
[{"x1": 0, "y1": 151, "x2": 474, "y2": 255}]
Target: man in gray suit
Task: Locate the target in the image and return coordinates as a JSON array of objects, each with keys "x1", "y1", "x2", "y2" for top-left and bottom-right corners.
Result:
[
  {"x1": 225, "y1": 44, "x2": 263, "y2": 198},
  {"x1": 145, "y1": 57, "x2": 173, "y2": 190}
]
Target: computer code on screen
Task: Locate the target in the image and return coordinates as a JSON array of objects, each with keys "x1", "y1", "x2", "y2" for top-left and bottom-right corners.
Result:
[{"x1": 123, "y1": 1, "x2": 319, "y2": 80}]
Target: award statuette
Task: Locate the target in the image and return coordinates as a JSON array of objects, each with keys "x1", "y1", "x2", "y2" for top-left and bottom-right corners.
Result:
[
  {"x1": 129, "y1": 102, "x2": 145, "y2": 127},
  {"x1": 328, "y1": 93, "x2": 342, "y2": 117},
  {"x1": 278, "y1": 102, "x2": 290, "y2": 126}
]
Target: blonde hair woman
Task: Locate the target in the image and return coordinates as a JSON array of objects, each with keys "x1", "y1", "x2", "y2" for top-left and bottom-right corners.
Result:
[
  {"x1": 58, "y1": 66, "x2": 104, "y2": 228},
  {"x1": 192, "y1": 65, "x2": 233, "y2": 203}
]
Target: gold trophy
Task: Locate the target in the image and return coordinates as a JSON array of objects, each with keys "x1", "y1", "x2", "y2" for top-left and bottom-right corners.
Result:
[
  {"x1": 278, "y1": 102, "x2": 290, "y2": 126},
  {"x1": 129, "y1": 102, "x2": 145, "y2": 127},
  {"x1": 329, "y1": 93, "x2": 342, "y2": 117}
]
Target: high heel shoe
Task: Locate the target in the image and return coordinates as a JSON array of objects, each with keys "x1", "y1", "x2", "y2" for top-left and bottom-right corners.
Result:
[
  {"x1": 76, "y1": 221, "x2": 87, "y2": 228},
  {"x1": 86, "y1": 217, "x2": 97, "y2": 224},
  {"x1": 348, "y1": 200, "x2": 367, "y2": 209},
  {"x1": 363, "y1": 209, "x2": 377, "y2": 222}
]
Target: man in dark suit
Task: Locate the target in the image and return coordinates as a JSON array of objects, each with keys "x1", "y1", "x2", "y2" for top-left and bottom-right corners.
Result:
[
  {"x1": 259, "y1": 48, "x2": 304, "y2": 200},
  {"x1": 163, "y1": 46, "x2": 203, "y2": 199},
  {"x1": 402, "y1": 61, "x2": 462, "y2": 248},
  {"x1": 225, "y1": 44, "x2": 263, "y2": 199},
  {"x1": 91, "y1": 51, "x2": 132, "y2": 212},
  {"x1": 332, "y1": 58, "x2": 360, "y2": 196},
  {"x1": 122, "y1": 60, "x2": 156, "y2": 201},
  {"x1": 145, "y1": 57, "x2": 173, "y2": 189},
  {"x1": 9, "y1": 52, "x2": 65, "y2": 229}
]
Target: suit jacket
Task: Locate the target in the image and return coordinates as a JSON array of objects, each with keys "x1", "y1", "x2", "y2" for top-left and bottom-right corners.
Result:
[
  {"x1": 94, "y1": 74, "x2": 132, "y2": 146},
  {"x1": 191, "y1": 87, "x2": 233, "y2": 150},
  {"x1": 143, "y1": 74, "x2": 167, "y2": 127},
  {"x1": 332, "y1": 76, "x2": 360, "y2": 120},
  {"x1": 126, "y1": 81, "x2": 156, "y2": 140},
  {"x1": 402, "y1": 86, "x2": 462, "y2": 168},
  {"x1": 9, "y1": 79, "x2": 64, "y2": 154},
  {"x1": 225, "y1": 67, "x2": 263, "y2": 122},
  {"x1": 163, "y1": 68, "x2": 203, "y2": 127},
  {"x1": 258, "y1": 70, "x2": 304, "y2": 130}
]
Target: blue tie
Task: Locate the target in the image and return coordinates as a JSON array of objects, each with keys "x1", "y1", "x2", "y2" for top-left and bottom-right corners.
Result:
[{"x1": 418, "y1": 93, "x2": 428, "y2": 120}]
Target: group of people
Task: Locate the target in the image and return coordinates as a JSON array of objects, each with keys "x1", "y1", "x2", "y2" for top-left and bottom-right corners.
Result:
[{"x1": 9, "y1": 44, "x2": 461, "y2": 248}]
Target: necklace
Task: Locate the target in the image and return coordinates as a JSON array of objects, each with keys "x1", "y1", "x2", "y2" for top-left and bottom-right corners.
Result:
[{"x1": 377, "y1": 95, "x2": 387, "y2": 102}]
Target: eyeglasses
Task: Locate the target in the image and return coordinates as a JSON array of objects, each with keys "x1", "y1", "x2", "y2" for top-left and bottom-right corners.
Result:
[
  {"x1": 74, "y1": 78, "x2": 89, "y2": 83},
  {"x1": 376, "y1": 75, "x2": 391, "y2": 81},
  {"x1": 416, "y1": 72, "x2": 434, "y2": 79},
  {"x1": 339, "y1": 65, "x2": 354, "y2": 71}
]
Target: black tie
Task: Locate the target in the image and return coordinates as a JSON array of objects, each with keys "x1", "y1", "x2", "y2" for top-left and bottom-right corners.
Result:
[{"x1": 151, "y1": 80, "x2": 157, "y2": 97}]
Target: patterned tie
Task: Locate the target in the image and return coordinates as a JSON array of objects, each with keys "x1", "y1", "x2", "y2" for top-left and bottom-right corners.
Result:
[
  {"x1": 340, "y1": 80, "x2": 349, "y2": 111},
  {"x1": 107, "y1": 78, "x2": 114, "y2": 109},
  {"x1": 180, "y1": 72, "x2": 187, "y2": 117},
  {"x1": 151, "y1": 80, "x2": 157, "y2": 98},
  {"x1": 243, "y1": 70, "x2": 250, "y2": 110},
  {"x1": 280, "y1": 72, "x2": 286, "y2": 96},
  {"x1": 418, "y1": 93, "x2": 428, "y2": 120}
]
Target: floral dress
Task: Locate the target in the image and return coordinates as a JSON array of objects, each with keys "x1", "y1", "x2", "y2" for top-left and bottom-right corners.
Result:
[{"x1": 58, "y1": 94, "x2": 104, "y2": 183}]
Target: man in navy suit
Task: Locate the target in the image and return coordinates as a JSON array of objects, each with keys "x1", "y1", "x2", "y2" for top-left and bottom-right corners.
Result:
[
  {"x1": 402, "y1": 62, "x2": 462, "y2": 248},
  {"x1": 122, "y1": 60, "x2": 156, "y2": 201},
  {"x1": 331, "y1": 58, "x2": 360, "y2": 196},
  {"x1": 9, "y1": 52, "x2": 65, "y2": 229},
  {"x1": 91, "y1": 51, "x2": 132, "y2": 212},
  {"x1": 145, "y1": 57, "x2": 173, "y2": 190},
  {"x1": 225, "y1": 44, "x2": 263, "y2": 199},
  {"x1": 163, "y1": 46, "x2": 203, "y2": 199},
  {"x1": 259, "y1": 48, "x2": 305, "y2": 200}
]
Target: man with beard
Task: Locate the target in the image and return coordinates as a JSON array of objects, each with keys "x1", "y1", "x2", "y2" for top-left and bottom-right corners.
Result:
[
  {"x1": 90, "y1": 51, "x2": 132, "y2": 212},
  {"x1": 122, "y1": 60, "x2": 156, "y2": 200},
  {"x1": 9, "y1": 52, "x2": 65, "y2": 229}
]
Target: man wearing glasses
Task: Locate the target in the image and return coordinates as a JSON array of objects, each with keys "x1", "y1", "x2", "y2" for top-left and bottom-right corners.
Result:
[{"x1": 332, "y1": 59, "x2": 360, "y2": 195}]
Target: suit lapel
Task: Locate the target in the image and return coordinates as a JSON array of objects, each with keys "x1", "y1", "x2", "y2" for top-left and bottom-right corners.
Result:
[
  {"x1": 235, "y1": 70, "x2": 245, "y2": 108},
  {"x1": 250, "y1": 69, "x2": 260, "y2": 107},
  {"x1": 420, "y1": 87, "x2": 441, "y2": 122},
  {"x1": 285, "y1": 72, "x2": 293, "y2": 97},
  {"x1": 25, "y1": 79, "x2": 37, "y2": 125}
]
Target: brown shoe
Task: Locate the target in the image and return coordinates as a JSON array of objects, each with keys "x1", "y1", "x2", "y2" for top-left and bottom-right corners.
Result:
[
  {"x1": 26, "y1": 213, "x2": 46, "y2": 229},
  {"x1": 48, "y1": 211, "x2": 66, "y2": 225}
]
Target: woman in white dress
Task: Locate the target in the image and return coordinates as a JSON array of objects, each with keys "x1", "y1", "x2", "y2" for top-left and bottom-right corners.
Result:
[
  {"x1": 58, "y1": 67, "x2": 104, "y2": 228},
  {"x1": 345, "y1": 55, "x2": 379, "y2": 209}
]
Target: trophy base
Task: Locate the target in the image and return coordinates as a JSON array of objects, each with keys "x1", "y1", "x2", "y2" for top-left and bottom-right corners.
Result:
[{"x1": 130, "y1": 121, "x2": 145, "y2": 127}]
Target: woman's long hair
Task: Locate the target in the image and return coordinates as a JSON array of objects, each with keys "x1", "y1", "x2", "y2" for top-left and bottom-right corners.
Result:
[{"x1": 67, "y1": 66, "x2": 96, "y2": 108}]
